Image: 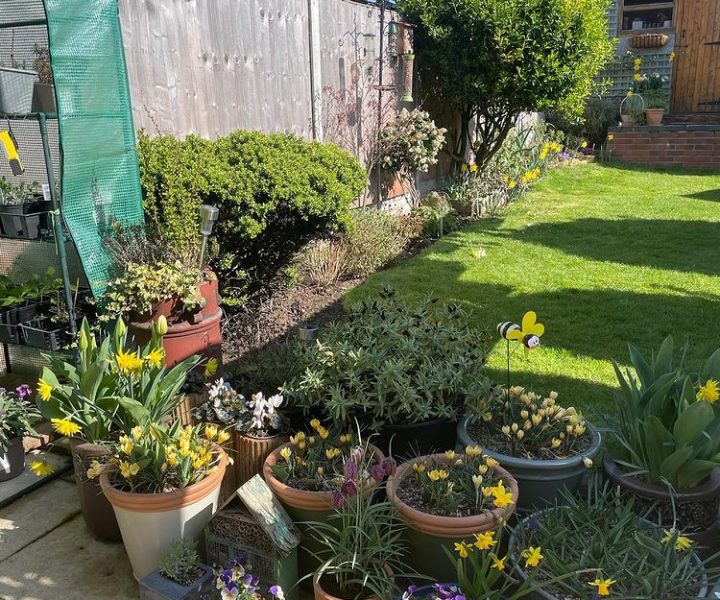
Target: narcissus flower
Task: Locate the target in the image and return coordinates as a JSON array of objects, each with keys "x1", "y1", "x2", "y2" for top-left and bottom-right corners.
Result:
[
  {"x1": 697, "y1": 379, "x2": 719, "y2": 403},
  {"x1": 145, "y1": 347, "x2": 165, "y2": 369},
  {"x1": 115, "y1": 348, "x2": 144, "y2": 376},
  {"x1": 473, "y1": 531, "x2": 496, "y2": 550},
  {"x1": 51, "y1": 418, "x2": 81, "y2": 437},
  {"x1": 204, "y1": 357, "x2": 219, "y2": 378},
  {"x1": 491, "y1": 554, "x2": 506, "y2": 570},
  {"x1": 493, "y1": 485, "x2": 513, "y2": 508},
  {"x1": 454, "y1": 541, "x2": 470, "y2": 558},
  {"x1": 30, "y1": 460, "x2": 53, "y2": 476},
  {"x1": 522, "y1": 546, "x2": 543, "y2": 568},
  {"x1": 37, "y1": 378, "x2": 53, "y2": 401},
  {"x1": 662, "y1": 529, "x2": 694, "y2": 551},
  {"x1": 589, "y1": 578, "x2": 616, "y2": 596}
]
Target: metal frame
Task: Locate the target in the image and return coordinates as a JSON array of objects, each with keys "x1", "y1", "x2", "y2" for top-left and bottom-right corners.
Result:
[{"x1": 618, "y1": 0, "x2": 675, "y2": 34}]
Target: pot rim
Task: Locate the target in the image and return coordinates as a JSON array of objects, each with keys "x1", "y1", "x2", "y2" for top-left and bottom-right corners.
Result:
[
  {"x1": 263, "y1": 442, "x2": 385, "y2": 509},
  {"x1": 99, "y1": 448, "x2": 227, "y2": 513},
  {"x1": 236, "y1": 431, "x2": 286, "y2": 442},
  {"x1": 386, "y1": 453, "x2": 518, "y2": 534},
  {"x1": 381, "y1": 417, "x2": 457, "y2": 432},
  {"x1": 603, "y1": 453, "x2": 720, "y2": 499},
  {"x1": 458, "y1": 417, "x2": 603, "y2": 469},
  {"x1": 312, "y1": 562, "x2": 394, "y2": 600}
]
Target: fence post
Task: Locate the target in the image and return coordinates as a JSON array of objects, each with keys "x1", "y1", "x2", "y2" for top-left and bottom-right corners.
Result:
[{"x1": 308, "y1": 0, "x2": 323, "y2": 141}]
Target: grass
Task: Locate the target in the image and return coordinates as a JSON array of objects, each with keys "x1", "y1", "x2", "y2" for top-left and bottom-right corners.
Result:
[{"x1": 348, "y1": 162, "x2": 720, "y2": 416}]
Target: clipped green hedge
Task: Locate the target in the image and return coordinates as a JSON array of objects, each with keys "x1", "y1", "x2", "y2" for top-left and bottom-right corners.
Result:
[{"x1": 138, "y1": 130, "x2": 366, "y2": 304}]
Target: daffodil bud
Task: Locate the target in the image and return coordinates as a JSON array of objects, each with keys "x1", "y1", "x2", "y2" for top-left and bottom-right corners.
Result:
[{"x1": 155, "y1": 315, "x2": 168, "y2": 336}]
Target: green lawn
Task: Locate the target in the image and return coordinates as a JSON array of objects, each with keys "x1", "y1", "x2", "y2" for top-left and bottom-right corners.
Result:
[{"x1": 348, "y1": 162, "x2": 720, "y2": 416}]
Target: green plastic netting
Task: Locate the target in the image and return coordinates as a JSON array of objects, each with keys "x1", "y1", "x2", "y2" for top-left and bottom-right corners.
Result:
[{"x1": 44, "y1": 0, "x2": 144, "y2": 297}]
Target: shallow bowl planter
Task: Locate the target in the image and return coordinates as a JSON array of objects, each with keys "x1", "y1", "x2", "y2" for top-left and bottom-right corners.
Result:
[
  {"x1": 100, "y1": 449, "x2": 227, "y2": 579},
  {"x1": 264, "y1": 442, "x2": 385, "y2": 580},
  {"x1": 458, "y1": 418, "x2": 602, "y2": 511},
  {"x1": 603, "y1": 453, "x2": 720, "y2": 558},
  {"x1": 0, "y1": 436, "x2": 25, "y2": 482},
  {"x1": 508, "y1": 509, "x2": 709, "y2": 600},
  {"x1": 139, "y1": 564, "x2": 214, "y2": 600},
  {"x1": 386, "y1": 453, "x2": 518, "y2": 582}
]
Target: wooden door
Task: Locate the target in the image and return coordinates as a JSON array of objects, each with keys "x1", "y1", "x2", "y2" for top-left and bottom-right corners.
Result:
[{"x1": 672, "y1": 0, "x2": 720, "y2": 113}]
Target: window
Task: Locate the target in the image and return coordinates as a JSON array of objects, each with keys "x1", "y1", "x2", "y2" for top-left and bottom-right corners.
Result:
[{"x1": 620, "y1": 0, "x2": 674, "y2": 32}]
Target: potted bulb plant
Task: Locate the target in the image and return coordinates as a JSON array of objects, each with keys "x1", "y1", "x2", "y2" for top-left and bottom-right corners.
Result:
[
  {"x1": 604, "y1": 337, "x2": 720, "y2": 557},
  {"x1": 0, "y1": 177, "x2": 50, "y2": 240},
  {"x1": 139, "y1": 538, "x2": 214, "y2": 600},
  {"x1": 386, "y1": 447, "x2": 518, "y2": 582},
  {"x1": 193, "y1": 380, "x2": 287, "y2": 490},
  {"x1": 98, "y1": 420, "x2": 229, "y2": 579},
  {"x1": 0, "y1": 384, "x2": 39, "y2": 481}
]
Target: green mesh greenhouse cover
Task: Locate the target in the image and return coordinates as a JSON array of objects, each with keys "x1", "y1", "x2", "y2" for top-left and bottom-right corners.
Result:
[{"x1": 44, "y1": 0, "x2": 144, "y2": 297}]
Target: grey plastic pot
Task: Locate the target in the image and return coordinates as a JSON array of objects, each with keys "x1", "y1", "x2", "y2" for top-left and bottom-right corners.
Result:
[
  {"x1": 457, "y1": 417, "x2": 602, "y2": 512},
  {"x1": 508, "y1": 510, "x2": 709, "y2": 599}
]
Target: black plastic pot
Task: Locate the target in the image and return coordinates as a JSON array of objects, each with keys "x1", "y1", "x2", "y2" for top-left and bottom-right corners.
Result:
[
  {"x1": 20, "y1": 316, "x2": 72, "y2": 351},
  {"x1": 603, "y1": 453, "x2": 720, "y2": 559},
  {"x1": 0, "y1": 198, "x2": 51, "y2": 240},
  {"x1": 375, "y1": 418, "x2": 458, "y2": 460},
  {"x1": 0, "y1": 436, "x2": 25, "y2": 482}
]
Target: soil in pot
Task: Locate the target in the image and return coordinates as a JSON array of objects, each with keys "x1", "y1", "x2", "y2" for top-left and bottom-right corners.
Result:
[
  {"x1": 0, "y1": 436, "x2": 26, "y2": 482},
  {"x1": 70, "y1": 440, "x2": 122, "y2": 541}
]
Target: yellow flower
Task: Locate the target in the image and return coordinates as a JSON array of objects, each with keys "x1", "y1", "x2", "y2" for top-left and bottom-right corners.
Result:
[
  {"x1": 29, "y1": 460, "x2": 54, "y2": 476},
  {"x1": 130, "y1": 426, "x2": 144, "y2": 440},
  {"x1": 580, "y1": 141, "x2": 588, "y2": 149},
  {"x1": 465, "y1": 445, "x2": 483, "y2": 458},
  {"x1": 51, "y1": 418, "x2": 82, "y2": 437},
  {"x1": 472, "y1": 474, "x2": 483, "y2": 489},
  {"x1": 166, "y1": 450, "x2": 179, "y2": 467},
  {"x1": 607, "y1": 134, "x2": 614, "y2": 142},
  {"x1": 217, "y1": 430, "x2": 231, "y2": 445},
  {"x1": 413, "y1": 462, "x2": 427, "y2": 474},
  {"x1": 86, "y1": 460, "x2": 104, "y2": 479},
  {"x1": 589, "y1": 578, "x2": 616, "y2": 597},
  {"x1": 697, "y1": 379, "x2": 719, "y2": 403},
  {"x1": 445, "y1": 450, "x2": 456, "y2": 460},
  {"x1": 469, "y1": 164, "x2": 478, "y2": 173},
  {"x1": 317, "y1": 426, "x2": 330, "y2": 440},
  {"x1": 634, "y1": 57, "x2": 642, "y2": 71},
  {"x1": 310, "y1": 418, "x2": 321, "y2": 430},
  {"x1": 509, "y1": 180, "x2": 517, "y2": 189},
  {"x1": 491, "y1": 554, "x2": 506, "y2": 570},
  {"x1": 145, "y1": 347, "x2": 165, "y2": 369},
  {"x1": 481, "y1": 486, "x2": 494, "y2": 498},
  {"x1": 280, "y1": 447, "x2": 292, "y2": 461},
  {"x1": 204, "y1": 357, "x2": 218, "y2": 378},
  {"x1": 290, "y1": 432, "x2": 306, "y2": 445},
  {"x1": 115, "y1": 348, "x2": 144, "y2": 376},
  {"x1": 626, "y1": 89, "x2": 634, "y2": 97},
  {"x1": 493, "y1": 485, "x2": 514, "y2": 508},
  {"x1": 473, "y1": 531, "x2": 496, "y2": 550},
  {"x1": 325, "y1": 447, "x2": 341, "y2": 460},
  {"x1": 454, "y1": 542, "x2": 470, "y2": 558},
  {"x1": 37, "y1": 378, "x2": 53, "y2": 401},
  {"x1": 460, "y1": 163, "x2": 468, "y2": 173},
  {"x1": 316, "y1": 466, "x2": 324, "y2": 476},
  {"x1": 522, "y1": 546, "x2": 544, "y2": 568},
  {"x1": 485, "y1": 457, "x2": 499, "y2": 469},
  {"x1": 662, "y1": 529, "x2": 694, "y2": 551},
  {"x1": 669, "y1": 51, "x2": 676, "y2": 63},
  {"x1": 205, "y1": 424, "x2": 218, "y2": 441},
  {"x1": 119, "y1": 435, "x2": 134, "y2": 455},
  {"x1": 119, "y1": 461, "x2": 140, "y2": 479},
  {"x1": 633, "y1": 72, "x2": 642, "y2": 81}
]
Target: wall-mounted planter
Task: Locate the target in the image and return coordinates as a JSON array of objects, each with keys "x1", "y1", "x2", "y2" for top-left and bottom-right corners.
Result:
[{"x1": 630, "y1": 33, "x2": 670, "y2": 49}]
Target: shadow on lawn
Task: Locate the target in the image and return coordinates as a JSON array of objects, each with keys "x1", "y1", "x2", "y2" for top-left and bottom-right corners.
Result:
[
  {"x1": 501, "y1": 218, "x2": 720, "y2": 276},
  {"x1": 683, "y1": 189, "x2": 720, "y2": 202}
]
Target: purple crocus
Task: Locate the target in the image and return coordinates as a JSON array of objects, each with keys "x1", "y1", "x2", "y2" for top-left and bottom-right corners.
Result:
[
  {"x1": 16, "y1": 384, "x2": 32, "y2": 399},
  {"x1": 343, "y1": 459, "x2": 358, "y2": 481}
]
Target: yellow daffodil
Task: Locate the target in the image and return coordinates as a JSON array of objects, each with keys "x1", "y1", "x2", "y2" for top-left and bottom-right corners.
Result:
[
  {"x1": 491, "y1": 554, "x2": 506, "y2": 571},
  {"x1": 217, "y1": 430, "x2": 231, "y2": 445},
  {"x1": 325, "y1": 448, "x2": 341, "y2": 460},
  {"x1": 493, "y1": 485, "x2": 514, "y2": 508},
  {"x1": 280, "y1": 447, "x2": 292, "y2": 461},
  {"x1": 522, "y1": 546, "x2": 544, "y2": 568},
  {"x1": 473, "y1": 531, "x2": 496, "y2": 550},
  {"x1": 29, "y1": 460, "x2": 54, "y2": 476},
  {"x1": 633, "y1": 72, "x2": 642, "y2": 81},
  {"x1": 119, "y1": 435, "x2": 134, "y2": 455},
  {"x1": 454, "y1": 542, "x2": 470, "y2": 558},
  {"x1": 413, "y1": 462, "x2": 427, "y2": 474},
  {"x1": 51, "y1": 418, "x2": 82, "y2": 437},
  {"x1": 37, "y1": 378, "x2": 53, "y2": 401},
  {"x1": 509, "y1": 180, "x2": 517, "y2": 189},
  {"x1": 460, "y1": 163, "x2": 468, "y2": 173},
  {"x1": 469, "y1": 164, "x2": 478, "y2": 173},
  {"x1": 580, "y1": 141, "x2": 588, "y2": 149},
  {"x1": 634, "y1": 57, "x2": 642, "y2": 70},
  {"x1": 697, "y1": 379, "x2": 719, "y2": 404},
  {"x1": 145, "y1": 347, "x2": 165, "y2": 369},
  {"x1": 204, "y1": 357, "x2": 219, "y2": 378},
  {"x1": 465, "y1": 445, "x2": 482, "y2": 458},
  {"x1": 662, "y1": 529, "x2": 693, "y2": 551},
  {"x1": 589, "y1": 578, "x2": 616, "y2": 596},
  {"x1": 86, "y1": 460, "x2": 104, "y2": 479},
  {"x1": 205, "y1": 424, "x2": 218, "y2": 441},
  {"x1": 607, "y1": 134, "x2": 614, "y2": 142},
  {"x1": 119, "y1": 461, "x2": 140, "y2": 479},
  {"x1": 115, "y1": 348, "x2": 144, "y2": 376}
]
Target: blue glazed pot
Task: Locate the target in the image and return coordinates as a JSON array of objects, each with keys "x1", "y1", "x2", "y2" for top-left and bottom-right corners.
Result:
[{"x1": 457, "y1": 417, "x2": 602, "y2": 512}]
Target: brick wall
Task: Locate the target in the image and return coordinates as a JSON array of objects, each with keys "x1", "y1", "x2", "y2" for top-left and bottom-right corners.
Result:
[{"x1": 609, "y1": 126, "x2": 720, "y2": 169}]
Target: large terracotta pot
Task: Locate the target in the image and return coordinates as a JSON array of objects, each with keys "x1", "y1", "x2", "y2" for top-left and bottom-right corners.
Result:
[
  {"x1": 457, "y1": 417, "x2": 603, "y2": 511},
  {"x1": 603, "y1": 454, "x2": 720, "y2": 559},
  {"x1": 645, "y1": 108, "x2": 665, "y2": 126},
  {"x1": 386, "y1": 453, "x2": 518, "y2": 582},
  {"x1": 313, "y1": 564, "x2": 394, "y2": 600},
  {"x1": 130, "y1": 277, "x2": 223, "y2": 368},
  {"x1": 0, "y1": 436, "x2": 25, "y2": 482},
  {"x1": 69, "y1": 439, "x2": 122, "y2": 541},
  {"x1": 100, "y1": 449, "x2": 227, "y2": 579},
  {"x1": 263, "y1": 443, "x2": 385, "y2": 581}
]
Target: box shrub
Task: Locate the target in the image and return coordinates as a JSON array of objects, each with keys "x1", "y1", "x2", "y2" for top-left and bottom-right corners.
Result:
[{"x1": 138, "y1": 130, "x2": 366, "y2": 305}]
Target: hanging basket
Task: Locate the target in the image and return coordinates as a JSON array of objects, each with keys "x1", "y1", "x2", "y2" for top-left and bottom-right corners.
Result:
[{"x1": 630, "y1": 33, "x2": 669, "y2": 49}]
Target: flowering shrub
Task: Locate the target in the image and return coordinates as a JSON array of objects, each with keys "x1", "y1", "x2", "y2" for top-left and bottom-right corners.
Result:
[
  {"x1": 399, "y1": 447, "x2": 513, "y2": 517},
  {"x1": 467, "y1": 385, "x2": 590, "y2": 460},
  {"x1": 380, "y1": 109, "x2": 446, "y2": 174},
  {"x1": 204, "y1": 554, "x2": 284, "y2": 600},
  {"x1": 0, "y1": 384, "x2": 38, "y2": 453},
  {"x1": 193, "y1": 379, "x2": 284, "y2": 437},
  {"x1": 95, "y1": 421, "x2": 229, "y2": 494},
  {"x1": 272, "y1": 420, "x2": 390, "y2": 493}
]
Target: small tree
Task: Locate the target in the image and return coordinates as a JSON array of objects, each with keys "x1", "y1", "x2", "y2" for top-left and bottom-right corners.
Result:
[{"x1": 399, "y1": 0, "x2": 614, "y2": 169}]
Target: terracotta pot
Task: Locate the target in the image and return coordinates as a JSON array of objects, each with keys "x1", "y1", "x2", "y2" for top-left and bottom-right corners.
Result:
[
  {"x1": 173, "y1": 391, "x2": 207, "y2": 427},
  {"x1": 69, "y1": 439, "x2": 122, "y2": 541},
  {"x1": 621, "y1": 113, "x2": 637, "y2": 126},
  {"x1": 0, "y1": 436, "x2": 25, "y2": 482},
  {"x1": 100, "y1": 449, "x2": 227, "y2": 579},
  {"x1": 645, "y1": 108, "x2": 665, "y2": 126},
  {"x1": 386, "y1": 453, "x2": 518, "y2": 582},
  {"x1": 235, "y1": 432, "x2": 287, "y2": 489},
  {"x1": 603, "y1": 454, "x2": 720, "y2": 558},
  {"x1": 313, "y1": 564, "x2": 394, "y2": 600}
]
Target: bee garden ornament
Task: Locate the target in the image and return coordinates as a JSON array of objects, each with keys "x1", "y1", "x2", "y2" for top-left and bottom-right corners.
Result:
[{"x1": 497, "y1": 311, "x2": 544, "y2": 357}]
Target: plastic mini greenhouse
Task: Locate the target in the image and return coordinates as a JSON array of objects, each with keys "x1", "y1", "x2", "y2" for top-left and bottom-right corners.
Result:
[{"x1": 0, "y1": 0, "x2": 144, "y2": 376}]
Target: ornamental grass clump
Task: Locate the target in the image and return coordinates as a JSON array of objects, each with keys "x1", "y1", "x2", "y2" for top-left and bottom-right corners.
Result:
[
  {"x1": 511, "y1": 484, "x2": 718, "y2": 599},
  {"x1": 467, "y1": 385, "x2": 591, "y2": 459},
  {"x1": 398, "y1": 447, "x2": 512, "y2": 518},
  {"x1": 271, "y1": 419, "x2": 389, "y2": 493},
  {"x1": 282, "y1": 289, "x2": 487, "y2": 430}
]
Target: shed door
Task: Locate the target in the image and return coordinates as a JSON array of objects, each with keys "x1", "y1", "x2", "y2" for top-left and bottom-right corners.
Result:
[{"x1": 672, "y1": 0, "x2": 720, "y2": 113}]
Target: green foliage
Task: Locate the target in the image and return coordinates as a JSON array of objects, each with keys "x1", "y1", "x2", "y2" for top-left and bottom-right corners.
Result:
[
  {"x1": 159, "y1": 539, "x2": 201, "y2": 586},
  {"x1": 410, "y1": 205, "x2": 458, "y2": 237},
  {"x1": 0, "y1": 177, "x2": 38, "y2": 205},
  {"x1": 582, "y1": 96, "x2": 620, "y2": 146},
  {"x1": 399, "y1": 0, "x2": 614, "y2": 168},
  {"x1": 138, "y1": 130, "x2": 366, "y2": 304},
  {"x1": 0, "y1": 269, "x2": 62, "y2": 308},
  {"x1": 33, "y1": 45, "x2": 53, "y2": 85},
  {"x1": 380, "y1": 108, "x2": 446, "y2": 174},
  {"x1": 0, "y1": 386, "x2": 39, "y2": 453},
  {"x1": 281, "y1": 289, "x2": 488, "y2": 429},
  {"x1": 512, "y1": 484, "x2": 716, "y2": 599},
  {"x1": 608, "y1": 337, "x2": 720, "y2": 489},
  {"x1": 634, "y1": 73, "x2": 669, "y2": 110}
]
